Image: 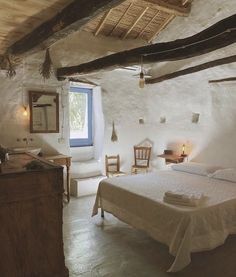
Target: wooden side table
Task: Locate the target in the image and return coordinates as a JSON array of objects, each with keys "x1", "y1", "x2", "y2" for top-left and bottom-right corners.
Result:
[
  {"x1": 157, "y1": 154, "x2": 186, "y2": 164},
  {"x1": 45, "y1": 154, "x2": 72, "y2": 202}
]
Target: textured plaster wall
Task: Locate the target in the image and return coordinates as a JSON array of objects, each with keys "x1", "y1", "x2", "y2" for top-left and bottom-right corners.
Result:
[
  {"x1": 0, "y1": 0, "x2": 235, "y2": 172},
  {"x1": 0, "y1": 31, "x2": 144, "y2": 159},
  {"x1": 96, "y1": 0, "x2": 236, "y2": 170},
  {"x1": 0, "y1": 63, "x2": 70, "y2": 155}
]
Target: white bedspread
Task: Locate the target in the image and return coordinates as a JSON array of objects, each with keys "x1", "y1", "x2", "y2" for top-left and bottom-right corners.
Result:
[{"x1": 92, "y1": 170, "x2": 236, "y2": 272}]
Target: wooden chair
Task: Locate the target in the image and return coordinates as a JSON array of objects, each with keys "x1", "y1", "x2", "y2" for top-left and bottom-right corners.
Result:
[
  {"x1": 105, "y1": 155, "x2": 125, "y2": 177},
  {"x1": 131, "y1": 146, "x2": 152, "y2": 174}
]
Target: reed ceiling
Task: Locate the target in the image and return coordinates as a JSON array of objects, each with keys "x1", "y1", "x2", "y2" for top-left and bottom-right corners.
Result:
[
  {"x1": 0, "y1": 0, "x2": 191, "y2": 58},
  {"x1": 83, "y1": 0, "x2": 190, "y2": 42}
]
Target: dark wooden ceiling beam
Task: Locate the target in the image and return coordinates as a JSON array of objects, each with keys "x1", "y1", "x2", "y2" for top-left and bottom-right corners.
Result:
[
  {"x1": 56, "y1": 14, "x2": 236, "y2": 78},
  {"x1": 6, "y1": 0, "x2": 126, "y2": 57},
  {"x1": 145, "y1": 55, "x2": 236, "y2": 84},
  {"x1": 209, "y1": 77, "x2": 236, "y2": 83}
]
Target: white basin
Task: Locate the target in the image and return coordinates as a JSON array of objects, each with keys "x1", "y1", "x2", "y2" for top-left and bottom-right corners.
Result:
[{"x1": 12, "y1": 147, "x2": 41, "y2": 155}]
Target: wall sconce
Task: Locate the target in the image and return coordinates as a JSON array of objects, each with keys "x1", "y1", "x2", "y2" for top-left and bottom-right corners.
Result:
[
  {"x1": 23, "y1": 106, "x2": 28, "y2": 116},
  {"x1": 181, "y1": 144, "x2": 187, "y2": 157},
  {"x1": 21, "y1": 80, "x2": 28, "y2": 117}
]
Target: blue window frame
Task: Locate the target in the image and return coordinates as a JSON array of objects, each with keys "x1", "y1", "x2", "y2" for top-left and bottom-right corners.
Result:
[{"x1": 69, "y1": 86, "x2": 93, "y2": 147}]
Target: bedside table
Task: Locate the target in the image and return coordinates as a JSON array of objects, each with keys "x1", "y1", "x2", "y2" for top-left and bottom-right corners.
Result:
[{"x1": 157, "y1": 154, "x2": 186, "y2": 164}]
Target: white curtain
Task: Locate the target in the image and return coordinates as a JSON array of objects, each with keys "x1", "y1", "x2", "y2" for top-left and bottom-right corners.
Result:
[{"x1": 93, "y1": 86, "x2": 105, "y2": 161}]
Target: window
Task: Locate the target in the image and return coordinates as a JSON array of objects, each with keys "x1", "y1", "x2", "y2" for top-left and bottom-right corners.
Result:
[{"x1": 69, "y1": 86, "x2": 93, "y2": 147}]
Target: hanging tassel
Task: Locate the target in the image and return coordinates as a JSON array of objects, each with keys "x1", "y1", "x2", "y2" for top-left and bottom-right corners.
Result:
[
  {"x1": 6, "y1": 55, "x2": 16, "y2": 78},
  {"x1": 39, "y1": 48, "x2": 53, "y2": 79},
  {"x1": 111, "y1": 121, "x2": 118, "y2": 142}
]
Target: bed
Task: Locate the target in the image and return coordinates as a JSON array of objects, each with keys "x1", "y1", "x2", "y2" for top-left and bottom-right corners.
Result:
[{"x1": 92, "y1": 167, "x2": 236, "y2": 272}]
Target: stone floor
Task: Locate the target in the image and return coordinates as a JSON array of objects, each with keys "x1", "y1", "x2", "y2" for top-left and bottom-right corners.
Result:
[{"x1": 63, "y1": 196, "x2": 236, "y2": 277}]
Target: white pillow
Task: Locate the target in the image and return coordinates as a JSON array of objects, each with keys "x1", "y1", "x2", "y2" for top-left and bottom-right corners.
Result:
[
  {"x1": 171, "y1": 162, "x2": 221, "y2": 176},
  {"x1": 210, "y1": 168, "x2": 236, "y2": 183}
]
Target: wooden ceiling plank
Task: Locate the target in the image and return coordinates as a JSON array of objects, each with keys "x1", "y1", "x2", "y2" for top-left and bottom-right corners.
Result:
[
  {"x1": 109, "y1": 1, "x2": 134, "y2": 35},
  {"x1": 182, "y1": 0, "x2": 190, "y2": 5},
  {"x1": 143, "y1": 0, "x2": 191, "y2": 16},
  {"x1": 148, "y1": 14, "x2": 175, "y2": 43},
  {"x1": 56, "y1": 14, "x2": 236, "y2": 77},
  {"x1": 6, "y1": 0, "x2": 126, "y2": 57},
  {"x1": 94, "y1": 9, "x2": 113, "y2": 36},
  {"x1": 136, "y1": 10, "x2": 160, "y2": 38},
  {"x1": 146, "y1": 55, "x2": 236, "y2": 84},
  {"x1": 122, "y1": 6, "x2": 149, "y2": 39}
]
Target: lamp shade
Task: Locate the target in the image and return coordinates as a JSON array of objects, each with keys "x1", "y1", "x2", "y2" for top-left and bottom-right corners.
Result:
[{"x1": 139, "y1": 72, "x2": 145, "y2": 88}]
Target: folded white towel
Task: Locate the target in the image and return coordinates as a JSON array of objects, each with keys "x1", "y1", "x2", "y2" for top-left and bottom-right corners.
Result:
[
  {"x1": 163, "y1": 196, "x2": 202, "y2": 207},
  {"x1": 164, "y1": 190, "x2": 206, "y2": 207},
  {"x1": 165, "y1": 190, "x2": 204, "y2": 201}
]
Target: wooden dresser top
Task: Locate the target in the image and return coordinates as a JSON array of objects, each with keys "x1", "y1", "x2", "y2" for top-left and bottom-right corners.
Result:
[{"x1": 0, "y1": 153, "x2": 60, "y2": 175}]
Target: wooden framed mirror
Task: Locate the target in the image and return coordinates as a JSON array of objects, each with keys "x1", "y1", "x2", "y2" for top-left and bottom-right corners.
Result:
[{"x1": 29, "y1": 91, "x2": 59, "y2": 133}]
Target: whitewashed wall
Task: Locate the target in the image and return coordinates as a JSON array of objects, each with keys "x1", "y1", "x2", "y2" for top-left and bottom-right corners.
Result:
[
  {"x1": 0, "y1": 0, "x2": 235, "y2": 172},
  {"x1": 0, "y1": 65, "x2": 70, "y2": 155},
  {"x1": 0, "y1": 32, "x2": 144, "y2": 159},
  {"x1": 96, "y1": 0, "x2": 236, "y2": 171}
]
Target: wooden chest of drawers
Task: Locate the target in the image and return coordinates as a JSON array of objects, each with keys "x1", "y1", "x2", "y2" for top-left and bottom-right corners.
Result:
[{"x1": 0, "y1": 153, "x2": 68, "y2": 277}]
